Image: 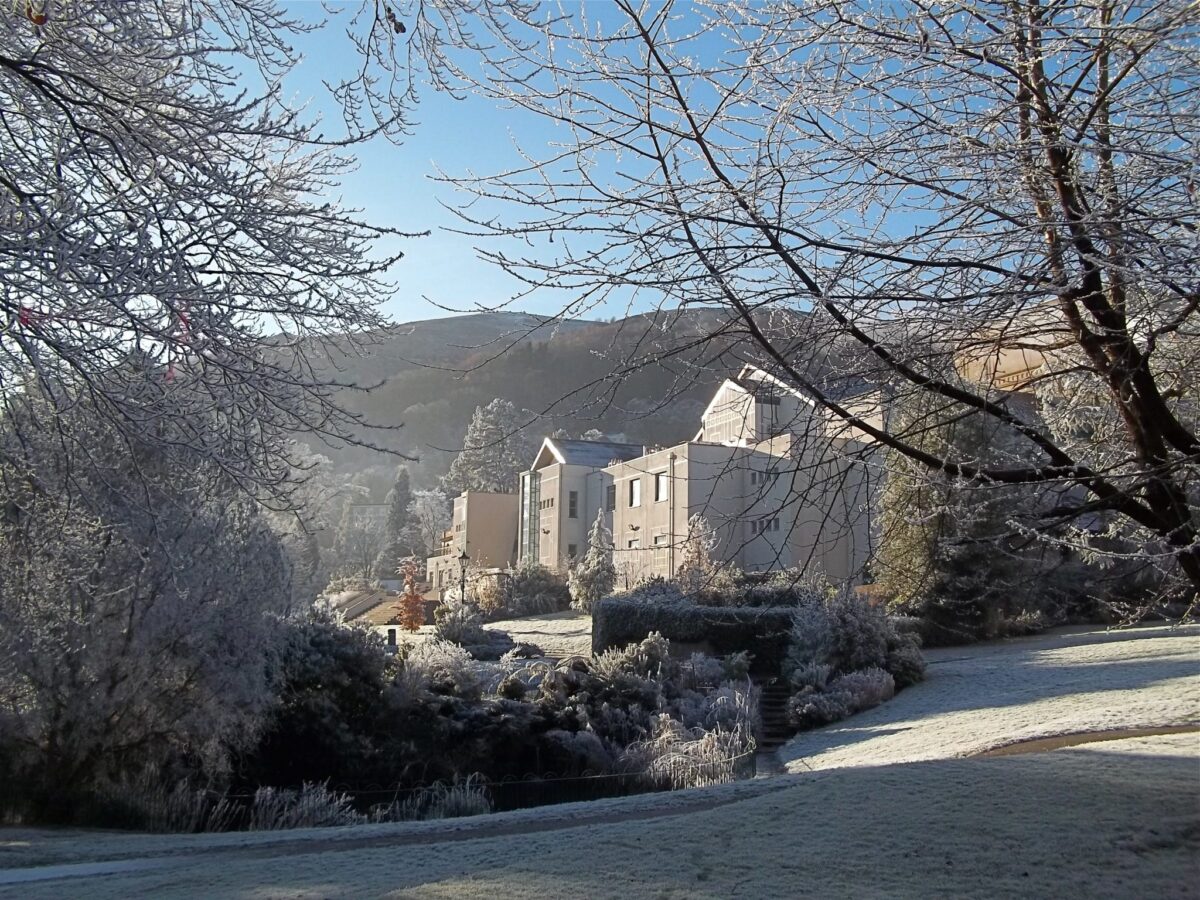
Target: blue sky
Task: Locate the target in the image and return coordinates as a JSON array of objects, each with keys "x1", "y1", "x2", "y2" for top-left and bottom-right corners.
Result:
[{"x1": 280, "y1": 2, "x2": 583, "y2": 325}]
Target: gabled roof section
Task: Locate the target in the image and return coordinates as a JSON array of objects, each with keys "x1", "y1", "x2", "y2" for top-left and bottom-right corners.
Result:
[
  {"x1": 531, "y1": 436, "x2": 644, "y2": 471},
  {"x1": 698, "y1": 365, "x2": 816, "y2": 424}
]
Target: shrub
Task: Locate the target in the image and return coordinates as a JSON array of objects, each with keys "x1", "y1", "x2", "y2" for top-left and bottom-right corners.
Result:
[
  {"x1": 677, "y1": 652, "x2": 726, "y2": 691},
  {"x1": 593, "y1": 597, "x2": 795, "y2": 675},
  {"x1": 85, "y1": 773, "x2": 239, "y2": 834},
  {"x1": 731, "y1": 569, "x2": 828, "y2": 608},
  {"x1": 828, "y1": 667, "x2": 895, "y2": 713},
  {"x1": 590, "y1": 631, "x2": 673, "y2": 681},
  {"x1": 886, "y1": 641, "x2": 927, "y2": 689},
  {"x1": 403, "y1": 638, "x2": 483, "y2": 700},
  {"x1": 434, "y1": 602, "x2": 489, "y2": 645},
  {"x1": 506, "y1": 562, "x2": 571, "y2": 618},
  {"x1": 789, "y1": 662, "x2": 832, "y2": 691},
  {"x1": 787, "y1": 688, "x2": 854, "y2": 729},
  {"x1": 785, "y1": 591, "x2": 925, "y2": 688},
  {"x1": 615, "y1": 575, "x2": 689, "y2": 606}
]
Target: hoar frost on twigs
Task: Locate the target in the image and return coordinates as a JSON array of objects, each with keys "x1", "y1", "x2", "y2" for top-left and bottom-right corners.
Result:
[{"x1": 440, "y1": 0, "x2": 1200, "y2": 604}]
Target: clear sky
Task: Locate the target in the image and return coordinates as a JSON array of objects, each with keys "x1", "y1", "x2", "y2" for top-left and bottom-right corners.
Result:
[{"x1": 280, "y1": 2, "x2": 583, "y2": 325}]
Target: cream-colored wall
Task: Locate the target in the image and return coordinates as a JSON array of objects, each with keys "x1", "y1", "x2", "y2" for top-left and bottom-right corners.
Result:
[
  {"x1": 527, "y1": 462, "x2": 620, "y2": 572},
  {"x1": 426, "y1": 490, "x2": 517, "y2": 600},
  {"x1": 605, "y1": 436, "x2": 875, "y2": 585}
]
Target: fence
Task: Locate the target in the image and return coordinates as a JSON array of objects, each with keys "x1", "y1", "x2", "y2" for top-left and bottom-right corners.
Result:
[
  {"x1": 0, "y1": 749, "x2": 757, "y2": 833},
  {"x1": 331, "y1": 746, "x2": 757, "y2": 816}
]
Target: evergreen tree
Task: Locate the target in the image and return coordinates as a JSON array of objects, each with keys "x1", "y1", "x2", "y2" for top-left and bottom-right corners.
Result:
[
  {"x1": 676, "y1": 514, "x2": 719, "y2": 596},
  {"x1": 569, "y1": 510, "x2": 617, "y2": 612},
  {"x1": 373, "y1": 466, "x2": 413, "y2": 578},
  {"x1": 442, "y1": 399, "x2": 534, "y2": 495},
  {"x1": 877, "y1": 395, "x2": 1027, "y2": 641}
]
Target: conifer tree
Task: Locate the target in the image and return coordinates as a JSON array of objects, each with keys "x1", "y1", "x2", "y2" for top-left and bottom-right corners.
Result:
[
  {"x1": 442, "y1": 399, "x2": 533, "y2": 495},
  {"x1": 569, "y1": 510, "x2": 617, "y2": 612}
]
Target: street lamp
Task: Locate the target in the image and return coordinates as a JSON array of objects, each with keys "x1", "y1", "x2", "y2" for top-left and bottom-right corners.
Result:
[{"x1": 457, "y1": 548, "x2": 470, "y2": 604}]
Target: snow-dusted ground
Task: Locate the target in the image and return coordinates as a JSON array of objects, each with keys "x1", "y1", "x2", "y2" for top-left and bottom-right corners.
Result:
[
  {"x1": 1, "y1": 625, "x2": 1196, "y2": 898},
  {"x1": 483, "y1": 610, "x2": 592, "y2": 658},
  {"x1": 781, "y1": 623, "x2": 1200, "y2": 772}
]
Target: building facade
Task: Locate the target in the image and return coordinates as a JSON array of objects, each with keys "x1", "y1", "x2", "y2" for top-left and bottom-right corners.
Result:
[
  {"x1": 518, "y1": 437, "x2": 644, "y2": 571},
  {"x1": 605, "y1": 366, "x2": 877, "y2": 585},
  {"x1": 426, "y1": 490, "x2": 519, "y2": 600}
]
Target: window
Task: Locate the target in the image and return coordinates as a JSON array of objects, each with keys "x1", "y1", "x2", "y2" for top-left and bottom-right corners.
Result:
[
  {"x1": 628, "y1": 478, "x2": 641, "y2": 508},
  {"x1": 627, "y1": 538, "x2": 641, "y2": 549},
  {"x1": 753, "y1": 517, "x2": 781, "y2": 535},
  {"x1": 605, "y1": 484, "x2": 616, "y2": 511},
  {"x1": 654, "y1": 472, "x2": 669, "y2": 502},
  {"x1": 568, "y1": 543, "x2": 578, "y2": 558},
  {"x1": 652, "y1": 533, "x2": 669, "y2": 546},
  {"x1": 568, "y1": 490, "x2": 579, "y2": 519},
  {"x1": 539, "y1": 498, "x2": 556, "y2": 510},
  {"x1": 387, "y1": 629, "x2": 397, "y2": 647}
]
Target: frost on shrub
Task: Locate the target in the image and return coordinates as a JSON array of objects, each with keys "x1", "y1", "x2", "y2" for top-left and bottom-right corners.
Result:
[
  {"x1": 678, "y1": 652, "x2": 726, "y2": 691},
  {"x1": 828, "y1": 667, "x2": 895, "y2": 713},
  {"x1": 787, "y1": 688, "x2": 853, "y2": 729},
  {"x1": 248, "y1": 782, "x2": 364, "y2": 831},
  {"x1": 616, "y1": 575, "x2": 689, "y2": 606},
  {"x1": 825, "y1": 592, "x2": 891, "y2": 672},
  {"x1": 886, "y1": 641, "x2": 927, "y2": 689},
  {"x1": 434, "y1": 602, "x2": 488, "y2": 645},
  {"x1": 785, "y1": 591, "x2": 924, "y2": 689},
  {"x1": 783, "y1": 593, "x2": 921, "y2": 732},
  {"x1": 501, "y1": 561, "x2": 571, "y2": 618},
  {"x1": 784, "y1": 600, "x2": 834, "y2": 674},
  {"x1": 790, "y1": 662, "x2": 832, "y2": 692},
  {"x1": 403, "y1": 638, "x2": 483, "y2": 700},
  {"x1": 591, "y1": 632, "x2": 672, "y2": 682}
]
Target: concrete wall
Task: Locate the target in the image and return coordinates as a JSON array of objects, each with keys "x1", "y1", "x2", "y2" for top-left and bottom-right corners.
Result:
[
  {"x1": 606, "y1": 436, "x2": 876, "y2": 586},
  {"x1": 426, "y1": 490, "x2": 517, "y2": 600}
]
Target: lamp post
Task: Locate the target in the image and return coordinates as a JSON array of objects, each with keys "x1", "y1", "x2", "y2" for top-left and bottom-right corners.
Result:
[{"x1": 457, "y1": 548, "x2": 470, "y2": 604}]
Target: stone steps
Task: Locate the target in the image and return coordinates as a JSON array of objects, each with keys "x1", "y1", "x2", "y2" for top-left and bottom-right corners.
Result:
[{"x1": 756, "y1": 679, "x2": 794, "y2": 752}]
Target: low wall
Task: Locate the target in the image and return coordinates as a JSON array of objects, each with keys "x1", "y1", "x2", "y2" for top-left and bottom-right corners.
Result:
[{"x1": 592, "y1": 598, "x2": 795, "y2": 676}]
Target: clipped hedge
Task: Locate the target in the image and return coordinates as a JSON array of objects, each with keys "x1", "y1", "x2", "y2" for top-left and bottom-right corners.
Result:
[{"x1": 592, "y1": 598, "x2": 795, "y2": 676}]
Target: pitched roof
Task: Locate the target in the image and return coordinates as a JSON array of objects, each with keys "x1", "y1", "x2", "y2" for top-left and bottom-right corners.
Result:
[
  {"x1": 532, "y1": 437, "x2": 644, "y2": 469},
  {"x1": 328, "y1": 588, "x2": 387, "y2": 621}
]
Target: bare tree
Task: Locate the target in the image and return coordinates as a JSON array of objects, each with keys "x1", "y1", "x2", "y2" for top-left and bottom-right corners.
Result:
[
  {"x1": 441, "y1": 0, "x2": 1200, "y2": 602},
  {"x1": 0, "y1": 0, "x2": 541, "y2": 507}
]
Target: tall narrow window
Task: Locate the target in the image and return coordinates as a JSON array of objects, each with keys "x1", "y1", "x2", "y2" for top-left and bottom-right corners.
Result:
[
  {"x1": 606, "y1": 484, "x2": 616, "y2": 511},
  {"x1": 568, "y1": 490, "x2": 579, "y2": 519},
  {"x1": 654, "y1": 472, "x2": 669, "y2": 502},
  {"x1": 629, "y1": 478, "x2": 641, "y2": 508}
]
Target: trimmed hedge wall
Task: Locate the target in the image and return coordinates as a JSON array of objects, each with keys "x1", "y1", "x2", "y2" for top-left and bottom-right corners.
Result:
[{"x1": 592, "y1": 598, "x2": 796, "y2": 676}]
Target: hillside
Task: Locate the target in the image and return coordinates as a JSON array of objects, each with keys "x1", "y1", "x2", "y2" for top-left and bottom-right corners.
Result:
[{"x1": 301, "y1": 305, "x2": 846, "y2": 496}]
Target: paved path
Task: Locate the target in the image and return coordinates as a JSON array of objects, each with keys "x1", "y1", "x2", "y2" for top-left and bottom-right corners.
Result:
[{"x1": 779, "y1": 623, "x2": 1200, "y2": 772}]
